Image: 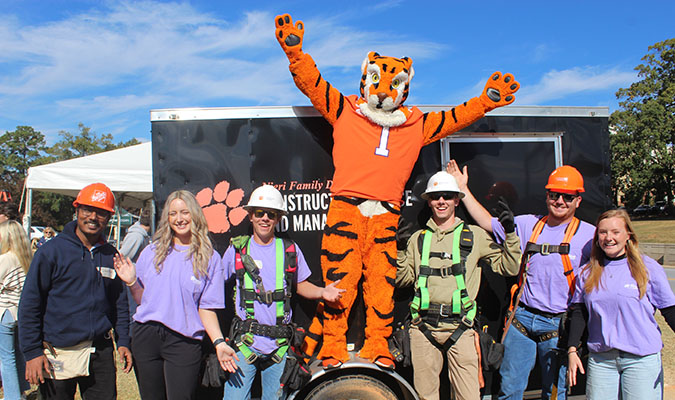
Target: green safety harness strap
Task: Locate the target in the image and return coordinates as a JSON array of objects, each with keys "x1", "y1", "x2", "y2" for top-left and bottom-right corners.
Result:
[
  {"x1": 410, "y1": 223, "x2": 475, "y2": 352},
  {"x1": 232, "y1": 235, "x2": 297, "y2": 364}
]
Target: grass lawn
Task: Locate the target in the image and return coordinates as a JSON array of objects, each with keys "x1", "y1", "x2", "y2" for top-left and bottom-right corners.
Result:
[{"x1": 632, "y1": 219, "x2": 675, "y2": 244}]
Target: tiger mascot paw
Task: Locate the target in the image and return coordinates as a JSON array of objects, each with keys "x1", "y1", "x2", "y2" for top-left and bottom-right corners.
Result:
[
  {"x1": 480, "y1": 71, "x2": 520, "y2": 110},
  {"x1": 275, "y1": 13, "x2": 304, "y2": 61}
]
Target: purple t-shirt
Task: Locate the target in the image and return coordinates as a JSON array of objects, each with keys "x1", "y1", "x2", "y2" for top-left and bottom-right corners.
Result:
[
  {"x1": 571, "y1": 255, "x2": 675, "y2": 356},
  {"x1": 223, "y1": 237, "x2": 311, "y2": 355},
  {"x1": 492, "y1": 214, "x2": 594, "y2": 313},
  {"x1": 133, "y1": 244, "x2": 225, "y2": 340}
]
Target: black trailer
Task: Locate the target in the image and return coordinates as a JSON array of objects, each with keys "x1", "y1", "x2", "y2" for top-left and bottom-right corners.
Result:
[{"x1": 151, "y1": 105, "x2": 610, "y2": 399}]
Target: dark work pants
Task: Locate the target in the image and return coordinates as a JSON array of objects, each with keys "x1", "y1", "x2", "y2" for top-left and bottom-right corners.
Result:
[
  {"x1": 132, "y1": 321, "x2": 203, "y2": 400},
  {"x1": 39, "y1": 337, "x2": 116, "y2": 400}
]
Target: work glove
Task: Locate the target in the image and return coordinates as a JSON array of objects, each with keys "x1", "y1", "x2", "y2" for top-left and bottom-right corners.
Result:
[
  {"x1": 396, "y1": 216, "x2": 414, "y2": 251},
  {"x1": 494, "y1": 196, "x2": 515, "y2": 233}
]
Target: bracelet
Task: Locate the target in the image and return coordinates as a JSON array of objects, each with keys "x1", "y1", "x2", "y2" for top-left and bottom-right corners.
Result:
[
  {"x1": 567, "y1": 349, "x2": 577, "y2": 354},
  {"x1": 126, "y1": 278, "x2": 137, "y2": 287},
  {"x1": 213, "y1": 338, "x2": 226, "y2": 347}
]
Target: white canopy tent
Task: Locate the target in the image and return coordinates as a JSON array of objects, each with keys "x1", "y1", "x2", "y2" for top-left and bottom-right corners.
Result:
[{"x1": 23, "y1": 142, "x2": 153, "y2": 234}]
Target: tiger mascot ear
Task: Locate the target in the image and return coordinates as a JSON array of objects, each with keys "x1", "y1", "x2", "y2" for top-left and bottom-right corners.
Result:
[{"x1": 360, "y1": 52, "x2": 415, "y2": 82}]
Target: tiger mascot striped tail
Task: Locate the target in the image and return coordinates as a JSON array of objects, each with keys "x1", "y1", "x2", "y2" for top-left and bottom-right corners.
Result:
[{"x1": 275, "y1": 13, "x2": 519, "y2": 368}]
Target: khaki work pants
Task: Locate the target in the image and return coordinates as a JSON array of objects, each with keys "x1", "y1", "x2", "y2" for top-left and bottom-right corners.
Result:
[{"x1": 410, "y1": 325, "x2": 480, "y2": 400}]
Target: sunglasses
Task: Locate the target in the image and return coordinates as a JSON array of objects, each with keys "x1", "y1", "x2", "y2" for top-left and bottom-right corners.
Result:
[
  {"x1": 79, "y1": 205, "x2": 111, "y2": 219},
  {"x1": 252, "y1": 209, "x2": 280, "y2": 220},
  {"x1": 547, "y1": 191, "x2": 578, "y2": 203},
  {"x1": 427, "y1": 192, "x2": 458, "y2": 201}
]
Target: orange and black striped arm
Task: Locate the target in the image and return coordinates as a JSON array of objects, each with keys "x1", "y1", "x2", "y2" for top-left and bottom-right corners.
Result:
[
  {"x1": 275, "y1": 13, "x2": 345, "y2": 125},
  {"x1": 422, "y1": 72, "x2": 519, "y2": 145}
]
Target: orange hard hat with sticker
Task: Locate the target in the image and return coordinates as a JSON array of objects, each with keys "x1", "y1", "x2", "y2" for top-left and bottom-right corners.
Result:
[{"x1": 73, "y1": 183, "x2": 116, "y2": 213}]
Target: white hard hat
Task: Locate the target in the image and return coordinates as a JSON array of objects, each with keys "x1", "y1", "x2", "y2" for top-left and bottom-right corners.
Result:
[
  {"x1": 421, "y1": 171, "x2": 465, "y2": 199},
  {"x1": 244, "y1": 185, "x2": 287, "y2": 214}
]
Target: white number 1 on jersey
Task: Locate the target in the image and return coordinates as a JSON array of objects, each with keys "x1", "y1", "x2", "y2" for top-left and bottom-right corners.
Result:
[{"x1": 374, "y1": 126, "x2": 390, "y2": 157}]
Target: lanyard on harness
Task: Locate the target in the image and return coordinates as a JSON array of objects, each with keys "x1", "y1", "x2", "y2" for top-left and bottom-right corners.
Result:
[
  {"x1": 508, "y1": 216, "x2": 581, "y2": 313},
  {"x1": 410, "y1": 223, "x2": 475, "y2": 324},
  {"x1": 233, "y1": 236, "x2": 297, "y2": 364}
]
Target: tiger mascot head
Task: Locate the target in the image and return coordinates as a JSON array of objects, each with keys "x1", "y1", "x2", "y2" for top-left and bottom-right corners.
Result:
[{"x1": 358, "y1": 51, "x2": 414, "y2": 127}]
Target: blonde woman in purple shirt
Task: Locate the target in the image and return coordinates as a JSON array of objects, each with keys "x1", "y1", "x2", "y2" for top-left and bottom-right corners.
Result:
[
  {"x1": 114, "y1": 190, "x2": 238, "y2": 399},
  {"x1": 567, "y1": 209, "x2": 675, "y2": 400}
]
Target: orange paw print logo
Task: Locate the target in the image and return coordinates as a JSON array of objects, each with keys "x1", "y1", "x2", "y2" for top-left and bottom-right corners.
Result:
[{"x1": 196, "y1": 181, "x2": 248, "y2": 233}]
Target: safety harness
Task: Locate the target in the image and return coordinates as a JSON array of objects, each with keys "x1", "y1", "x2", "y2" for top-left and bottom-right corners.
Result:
[
  {"x1": 504, "y1": 216, "x2": 580, "y2": 342},
  {"x1": 231, "y1": 235, "x2": 298, "y2": 364},
  {"x1": 410, "y1": 223, "x2": 475, "y2": 352}
]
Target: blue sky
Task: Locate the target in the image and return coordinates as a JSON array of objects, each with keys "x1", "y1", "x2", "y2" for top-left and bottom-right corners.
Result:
[{"x1": 0, "y1": 0, "x2": 673, "y2": 144}]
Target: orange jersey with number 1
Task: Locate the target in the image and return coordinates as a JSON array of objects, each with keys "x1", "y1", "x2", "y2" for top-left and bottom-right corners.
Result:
[{"x1": 330, "y1": 95, "x2": 424, "y2": 205}]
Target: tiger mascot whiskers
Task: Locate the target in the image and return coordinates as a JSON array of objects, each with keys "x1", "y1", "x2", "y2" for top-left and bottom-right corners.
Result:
[{"x1": 275, "y1": 13, "x2": 519, "y2": 368}]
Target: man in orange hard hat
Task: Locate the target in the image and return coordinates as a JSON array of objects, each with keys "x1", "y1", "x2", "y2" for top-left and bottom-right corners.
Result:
[
  {"x1": 19, "y1": 183, "x2": 132, "y2": 400},
  {"x1": 447, "y1": 162, "x2": 595, "y2": 400}
]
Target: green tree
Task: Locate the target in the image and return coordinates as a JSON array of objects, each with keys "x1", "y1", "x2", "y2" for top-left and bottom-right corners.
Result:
[
  {"x1": 0, "y1": 123, "x2": 141, "y2": 229},
  {"x1": 32, "y1": 123, "x2": 141, "y2": 228},
  {"x1": 47, "y1": 122, "x2": 139, "y2": 162},
  {"x1": 610, "y1": 38, "x2": 675, "y2": 209},
  {"x1": 0, "y1": 125, "x2": 47, "y2": 184}
]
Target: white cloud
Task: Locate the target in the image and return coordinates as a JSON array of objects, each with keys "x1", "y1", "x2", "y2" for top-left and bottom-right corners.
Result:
[{"x1": 517, "y1": 67, "x2": 636, "y2": 105}]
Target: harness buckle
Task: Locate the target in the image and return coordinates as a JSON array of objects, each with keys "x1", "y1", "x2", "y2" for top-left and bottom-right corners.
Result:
[
  {"x1": 245, "y1": 351, "x2": 258, "y2": 364},
  {"x1": 440, "y1": 266, "x2": 451, "y2": 278},
  {"x1": 411, "y1": 316, "x2": 423, "y2": 326},
  {"x1": 439, "y1": 303, "x2": 452, "y2": 317},
  {"x1": 261, "y1": 291, "x2": 274, "y2": 305},
  {"x1": 461, "y1": 299, "x2": 475, "y2": 314},
  {"x1": 461, "y1": 315, "x2": 474, "y2": 328},
  {"x1": 242, "y1": 332, "x2": 255, "y2": 346},
  {"x1": 541, "y1": 243, "x2": 550, "y2": 256}
]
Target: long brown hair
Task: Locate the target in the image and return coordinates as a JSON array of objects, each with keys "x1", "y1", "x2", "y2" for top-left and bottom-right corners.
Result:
[
  {"x1": 152, "y1": 190, "x2": 213, "y2": 278},
  {"x1": 583, "y1": 209, "x2": 648, "y2": 298}
]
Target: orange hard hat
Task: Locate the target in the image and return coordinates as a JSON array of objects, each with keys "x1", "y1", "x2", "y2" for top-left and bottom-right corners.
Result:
[
  {"x1": 73, "y1": 183, "x2": 116, "y2": 213},
  {"x1": 545, "y1": 165, "x2": 584, "y2": 194}
]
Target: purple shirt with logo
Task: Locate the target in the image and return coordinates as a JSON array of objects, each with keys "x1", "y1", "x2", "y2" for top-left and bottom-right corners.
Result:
[
  {"x1": 133, "y1": 244, "x2": 224, "y2": 340},
  {"x1": 571, "y1": 255, "x2": 675, "y2": 356},
  {"x1": 492, "y1": 214, "x2": 595, "y2": 313},
  {"x1": 223, "y1": 238, "x2": 311, "y2": 355}
]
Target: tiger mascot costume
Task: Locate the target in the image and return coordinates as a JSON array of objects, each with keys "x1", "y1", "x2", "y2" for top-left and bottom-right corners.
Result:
[{"x1": 275, "y1": 13, "x2": 519, "y2": 368}]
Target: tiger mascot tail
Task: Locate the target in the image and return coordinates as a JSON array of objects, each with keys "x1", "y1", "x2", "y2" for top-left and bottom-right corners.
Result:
[{"x1": 275, "y1": 13, "x2": 519, "y2": 368}]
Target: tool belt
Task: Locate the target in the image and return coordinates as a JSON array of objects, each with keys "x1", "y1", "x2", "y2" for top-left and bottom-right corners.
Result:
[
  {"x1": 510, "y1": 305, "x2": 564, "y2": 343},
  {"x1": 229, "y1": 316, "x2": 300, "y2": 364},
  {"x1": 413, "y1": 302, "x2": 464, "y2": 328}
]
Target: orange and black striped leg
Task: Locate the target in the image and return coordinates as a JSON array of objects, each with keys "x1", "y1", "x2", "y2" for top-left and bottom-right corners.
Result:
[
  {"x1": 301, "y1": 302, "x2": 325, "y2": 363},
  {"x1": 358, "y1": 211, "x2": 398, "y2": 362},
  {"x1": 317, "y1": 201, "x2": 364, "y2": 363}
]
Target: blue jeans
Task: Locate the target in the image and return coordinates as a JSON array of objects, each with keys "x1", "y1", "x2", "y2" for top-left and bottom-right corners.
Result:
[
  {"x1": 587, "y1": 350, "x2": 662, "y2": 400},
  {"x1": 0, "y1": 311, "x2": 29, "y2": 399},
  {"x1": 499, "y1": 307, "x2": 567, "y2": 400},
  {"x1": 223, "y1": 349, "x2": 287, "y2": 400}
]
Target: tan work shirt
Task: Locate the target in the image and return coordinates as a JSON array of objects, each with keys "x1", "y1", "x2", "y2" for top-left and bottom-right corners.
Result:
[{"x1": 396, "y1": 217, "x2": 521, "y2": 331}]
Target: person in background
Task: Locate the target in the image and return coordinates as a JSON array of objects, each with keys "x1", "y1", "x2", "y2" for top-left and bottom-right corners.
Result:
[
  {"x1": 114, "y1": 190, "x2": 237, "y2": 399},
  {"x1": 19, "y1": 182, "x2": 132, "y2": 400},
  {"x1": 567, "y1": 209, "x2": 675, "y2": 399},
  {"x1": 447, "y1": 161, "x2": 595, "y2": 400},
  {"x1": 120, "y1": 209, "x2": 152, "y2": 263},
  {"x1": 0, "y1": 203, "x2": 19, "y2": 224},
  {"x1": 119, "y1": 208, "x2": 152, "y2": 317},
  {"x1": 0, "y1": 220, "x2": 32, "y2": 399},
  {"x1": 36, "y1": 227, "x2": 56, "y2": 248}
]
